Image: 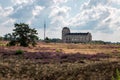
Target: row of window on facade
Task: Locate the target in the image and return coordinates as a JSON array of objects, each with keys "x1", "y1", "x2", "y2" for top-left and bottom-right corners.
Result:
[{"x1": 65, "y1": 37, "x2": 90, "y2": 42}]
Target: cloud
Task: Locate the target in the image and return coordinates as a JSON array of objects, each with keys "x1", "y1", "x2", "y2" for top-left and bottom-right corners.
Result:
[
  {"x1": 0, "y1": 6, "x2": 14, "y2": 17},
  {"x1": 49, "y1": 5, "x2": 71, "y2": 28},
  {"x1": 32, "y1": 5, "x2": 44, "y2": 16},
  {"x1": 0, "y1": 26, "x2": 14, "y2": 37},
  {"x1": 53, "y1": 0, "x2": 68, "y2": 4},
  {"x1": 92, "y1": 30, "x2": 120, "y2": 42},
  {"x1": 10, "y1": 4, "x2": 44, "y2": 25},
  {"x1": 109, "y1": 0, "x2": 120, "y2": 5},
  {"x1": 0, "y1": 18, "x2": 15, "y2": 36},
  {"x1": 0, "y1": 6, "x2": 15, "y2": 36},
  {"x1": 0, "y1": 0, "x2": 120, "y2": 42},
  {"x1": 68, "y1": 0, "x2": 120, "y2": 31},
  {"x1": 27, "y1": 5, "x2": 44, "y2": 25},
  {"x1": 49, "y1": 5, "x2": 70, "y2": 18},
  {"x1": 11, "y1": 0, "x2": 34, "y2": 5}
]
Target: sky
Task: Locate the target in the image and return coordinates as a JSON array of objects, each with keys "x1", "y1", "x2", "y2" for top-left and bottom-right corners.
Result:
[{"x1": 0, "y1": 0, "x2": 120, "y2": 42}]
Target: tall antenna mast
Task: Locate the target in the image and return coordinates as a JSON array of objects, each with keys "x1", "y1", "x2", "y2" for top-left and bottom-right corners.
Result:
[{"x1": 44, "y1": 20, "x2": 46, "y2": 40}]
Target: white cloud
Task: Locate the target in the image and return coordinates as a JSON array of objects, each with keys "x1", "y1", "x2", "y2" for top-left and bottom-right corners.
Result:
[
  {"x1": 0, "y1": 26, "x2": 14, "y2": 36},
  {"x1": 92, "y1": 30, "x2": 120, "y2": 42},
  {"x1": 49, "y1": 5, "x2": 71, "y2": 18},
  {"x1": 53, "y1": 0, "x2": 68, "y2": 5},
  {"x1": 109, "y1": 0, "x2": 120, "y2": 5},
  {"x1": 27, "y1": 5, "x2": 44, "y2": 25},
  {"x1": 0, "y1": 6, "x2": 14, "y2": 17},
  {"x1": 49, "y1": 5, "x2": 71, "y2": 26},
  {"x1": 0, "y1": 6, "x2": 15, "y2": 36},
  {"x1": 12, "y1": 0, "x2": 34, "y2": 5},
  {"x1": 1, "y1": 19, "x2": 15, "y2": 26},
  {"x1": 0, "y1": 18, "x2": 15, "y2": 36},
  {"x1": 32, "y1": 5, "x2": 44, "y2": 16}
]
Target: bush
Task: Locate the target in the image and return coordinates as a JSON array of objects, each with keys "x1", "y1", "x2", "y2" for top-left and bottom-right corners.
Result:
[
  {"x1": 112, "y1": 69, "x2": 120, "y2": 80},
  {"x1": 15, "y1": 49, "x2": 24, "y2": 55},
  {"x1": 44, "y1": 37, "x2": 50, "y2": 43},
  {"x1": 7, "y1": 40, "x2": 16, "y2": 46},
  {"x1": 56, "y1": 49, "x2": 62, "y2": 53}
]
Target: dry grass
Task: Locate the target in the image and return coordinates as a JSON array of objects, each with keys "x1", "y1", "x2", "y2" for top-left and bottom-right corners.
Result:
[
  {"x1": 1, "y1": 41, "x2": 120, "y2": 55},
  {"x1": 35, "y1": 42, "x2": 120, "y2": 54}
]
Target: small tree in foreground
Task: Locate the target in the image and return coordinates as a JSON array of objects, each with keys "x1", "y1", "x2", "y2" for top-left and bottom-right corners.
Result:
[{"x1": 8, "y1": 23, "x2": 38, "y2": 47}]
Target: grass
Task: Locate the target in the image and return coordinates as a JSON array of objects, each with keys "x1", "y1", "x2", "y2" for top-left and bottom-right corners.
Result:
[
  {"x1": 1, "y1": 41, "x2": 120, "y2": 54},
  {"x1": 36, "y1": 43, "x2": 120, "y2": 54},
  {"x1": 0, "y1": 42, "x2": 6, "y2": 46}
]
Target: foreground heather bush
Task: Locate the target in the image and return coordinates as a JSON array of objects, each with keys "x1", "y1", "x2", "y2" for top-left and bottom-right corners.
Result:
[
  {"x1": 0, "y1": 48, "x2": 120, "y2": 80},
  {"x1": 0, "y1": 60, "x2": 120, "y2": 80}
]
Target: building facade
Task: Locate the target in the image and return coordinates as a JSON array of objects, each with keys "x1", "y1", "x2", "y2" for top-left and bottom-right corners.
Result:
[{"x1": 62, "y1": 27, "x2": 92, "y2": 43}]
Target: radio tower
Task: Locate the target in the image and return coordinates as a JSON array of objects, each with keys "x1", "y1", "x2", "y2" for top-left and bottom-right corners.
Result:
[{"x1": 44, "y1": 21, "x2": 46, "y2": 40}]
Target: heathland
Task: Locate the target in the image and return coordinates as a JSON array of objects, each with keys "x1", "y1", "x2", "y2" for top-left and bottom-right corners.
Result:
[{"x1": 0, "y1": 41, "x2": 120, "y2": 80}]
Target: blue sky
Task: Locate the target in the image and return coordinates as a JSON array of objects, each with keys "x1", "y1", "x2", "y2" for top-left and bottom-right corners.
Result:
[{"x1": 0, "y1": 0, "x2": 120, "y2": 42}]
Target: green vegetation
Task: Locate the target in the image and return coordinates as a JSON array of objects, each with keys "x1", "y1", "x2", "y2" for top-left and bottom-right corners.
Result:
[
  {"x1": 7, "y1": 23, "x2": 38, "y2": 47},
  {"x1": 112, "y1": 69, "x2": 120, "y2": 80},
  {"x1": 4, "y1": 33, "x2": 13, "y2": 41},
  {"x1": 0, "y1": 42, "x2": 6, "y2": 46},
  {"x1": 15, "y1": 49, "x2": 24, "y2": 55},
  {"x1": 44, "y1": 37, "x2": 61, "y2": 43},
  {"x1": 0, "y1": 36, "x2": 3, "y2": 41},
  {"x1": 44, "y1": 37, "x2": 50, "y2": 43},
  {"x1": 89, "y1": 40, "x2": 120, "y2": 45},
  {"x1": 56, "y1": 49, "x2": 62, "y2": 53}
]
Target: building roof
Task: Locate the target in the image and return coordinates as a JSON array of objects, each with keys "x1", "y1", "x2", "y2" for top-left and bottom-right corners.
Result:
[
  {"x1": 63, "y1": 27, "x2": 69, "y2": 29},
  {"x1": 66, "y1": 33, "x2": 89, "y2": 35}
]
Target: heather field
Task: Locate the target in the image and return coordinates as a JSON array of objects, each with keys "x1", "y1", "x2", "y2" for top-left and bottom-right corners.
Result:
[{"x1": 0, "y1": 41, "x2": 120, "y2": 80}]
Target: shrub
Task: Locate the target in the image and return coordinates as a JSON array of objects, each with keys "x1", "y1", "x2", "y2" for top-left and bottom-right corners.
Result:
[
  {"x1": 56, "y1": 49, "x2": 62, "y2": 53},
  {"x1": 7, "y1": 40, "x2": 16, "y2": 46},
  {"x1": 0, "y1": 43, "x2": 6, "y2": 46},
  {"x1": 44, "y1": 37, "x2": 50, "y2": 43},
  {"x1": 15, "y1": 49, "x2": 24, "y2": 55},
  {"x1": 112, "y1": 69, "x2": 120, "y2": 80}
]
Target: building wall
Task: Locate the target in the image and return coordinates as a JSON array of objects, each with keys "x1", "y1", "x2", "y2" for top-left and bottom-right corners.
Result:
[
  {"x1": 64, "y1": 34, "x2": 92, "y2": 43},
  {"x1": 62, "y1": 27, "x2": 92, "y2": 43}
]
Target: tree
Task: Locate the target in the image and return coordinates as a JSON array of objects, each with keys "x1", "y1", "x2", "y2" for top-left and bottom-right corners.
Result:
[
  {"x1": 4, "y1": 33, "x2": 12, "y2": 41},
  {"x1": 0, "y1": 36, "x2": 3, "y2": 41},
  {"x1": 8, "y1": 23, "x2": 38, "y2": 47},
  {"x1": 44, "y1": 37, "x2": 50, "y2": 43}
]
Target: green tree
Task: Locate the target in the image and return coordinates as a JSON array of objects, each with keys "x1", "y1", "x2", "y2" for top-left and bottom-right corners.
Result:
[
  {"x1": 4, "y1": 33, "x2": 12, "y2": 41},
  {"x1": 8, "y1": 23, "x2": 38, "y2": 47},
  {"x1": 0, "y1": 36, "x2": 3, "y2": 41},
  {"x1": 44, "y1": 37, "x2": 50, "y2": 43}
]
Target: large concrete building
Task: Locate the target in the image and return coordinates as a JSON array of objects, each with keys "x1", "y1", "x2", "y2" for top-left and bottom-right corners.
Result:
[{"x1": 62, "y1": 27, "x2": 92, "y2": 43}]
